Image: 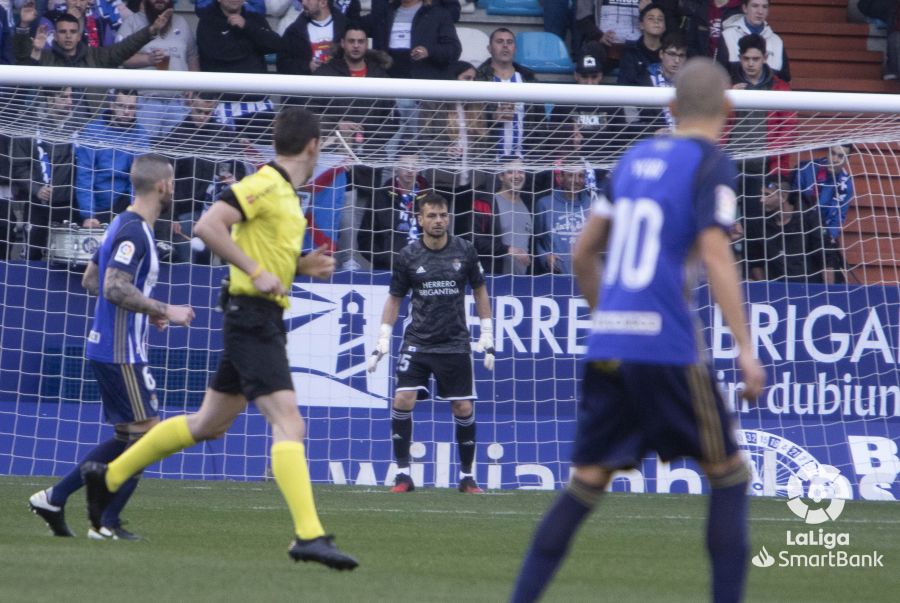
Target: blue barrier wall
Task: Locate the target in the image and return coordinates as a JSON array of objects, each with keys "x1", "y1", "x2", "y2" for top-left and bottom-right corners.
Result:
[{"x1": 1, "y1": 262, "x2": 897, "y2": 499}]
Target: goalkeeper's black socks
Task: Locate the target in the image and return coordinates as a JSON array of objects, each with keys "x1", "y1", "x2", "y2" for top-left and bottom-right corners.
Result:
[
  {"x1": 49, "y1": 436, "x2": 127, "y2": 507},
  {"x1": 510, "y1": 478, "x2": 602, "y2": 603},
  {"x1": 707, "y1": 465, "x2": 750, "y2": 603},
  {"x1": 390, "y1": 408, "x2": 412, "y2": 468},
  {"x1": 454, "y1": 413, "x2": 476, "y2": 474}
]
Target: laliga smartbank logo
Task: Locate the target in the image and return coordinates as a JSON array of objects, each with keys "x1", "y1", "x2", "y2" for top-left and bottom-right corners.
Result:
[
  {"x1": 751, "y1": 465, "x2": 885, "y2": 570},
  {"x1": 786, "y1": 464, "x2": 847, "y2": 524}
]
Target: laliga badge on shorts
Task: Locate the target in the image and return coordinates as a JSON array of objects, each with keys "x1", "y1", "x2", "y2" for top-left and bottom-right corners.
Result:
[{"x1": 114, "y1": 241, "x2": 136, "y2": 265}]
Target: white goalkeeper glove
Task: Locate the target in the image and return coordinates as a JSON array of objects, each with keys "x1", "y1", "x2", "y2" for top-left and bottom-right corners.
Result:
[
  {"x1": 475, "y1": 318, "x2": 495, "y2": 371},
  {"x1": 367, "y1": 323, "x2": 392, "y2": 373}
]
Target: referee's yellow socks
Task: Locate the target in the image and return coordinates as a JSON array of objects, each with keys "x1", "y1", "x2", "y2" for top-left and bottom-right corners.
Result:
[
  {"x1": 106, "y1": 415, "x2": 196, "y2": 492},
  {"x1": 271, "y1": 441, "x2": 325, "y2": 540}
]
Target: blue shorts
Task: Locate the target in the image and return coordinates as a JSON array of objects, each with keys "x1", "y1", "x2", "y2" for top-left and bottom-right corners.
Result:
[
  {"x1": 572, "y1": 360, "x2": 739, "y2": 468},
  {"x1": 89, "y1": 360, "x2": 160, "y2": 425}
]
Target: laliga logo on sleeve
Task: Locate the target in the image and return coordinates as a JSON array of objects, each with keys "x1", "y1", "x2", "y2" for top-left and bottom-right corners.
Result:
[{"x1": 786, "y1": 464, "x2": 851, "y2": 524}]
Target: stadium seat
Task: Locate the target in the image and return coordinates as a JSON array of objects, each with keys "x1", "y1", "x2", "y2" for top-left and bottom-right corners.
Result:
[
  {"x1": 484, "y1": 0, "x2": 543, "y2": 16},
  {"x1": 513, "y1": 32, "x2": 574, "y2": 74},
  {"x1": 456, "y1": 27, "x2": 491, "y2": 67}
]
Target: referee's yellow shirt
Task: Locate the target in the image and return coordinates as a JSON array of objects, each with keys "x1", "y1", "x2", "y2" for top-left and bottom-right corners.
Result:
[{"x1": 227, "y1": 164, "x2": 306, "y2": 309}]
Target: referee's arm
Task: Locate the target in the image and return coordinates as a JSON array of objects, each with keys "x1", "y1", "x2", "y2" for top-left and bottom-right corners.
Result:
[{"x1": 295, "y1": 244, "x2": 335, "y2": 280}]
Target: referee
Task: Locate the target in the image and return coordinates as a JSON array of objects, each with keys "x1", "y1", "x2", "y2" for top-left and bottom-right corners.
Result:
[
  {"x1": 368, "y1": 192, "x2": 495, "y2": 494},
  {"x1": 83, "y1": 107, "x2": 358, "y2": 570}
]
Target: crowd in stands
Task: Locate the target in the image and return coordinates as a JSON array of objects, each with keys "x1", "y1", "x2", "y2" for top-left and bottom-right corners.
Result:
[
  {"x1": 858, "y1": 0, "x2": 899, "y2": 80},
  {"x1": 0, "y1": 0, "x2": 861, "y2": 285}
]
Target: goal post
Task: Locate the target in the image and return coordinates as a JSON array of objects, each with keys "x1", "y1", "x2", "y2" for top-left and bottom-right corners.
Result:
[{"x1": 0, "y1": 65, "x2": 898, "y2": 500}]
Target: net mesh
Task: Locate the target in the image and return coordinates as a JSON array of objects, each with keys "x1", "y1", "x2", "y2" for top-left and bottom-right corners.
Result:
[
  {"x1": 0, "y1": 83, "x2": 898, "y2": 169},
  {"x1": 0, "y1": 77, "x2": 898, "y2": 499}
]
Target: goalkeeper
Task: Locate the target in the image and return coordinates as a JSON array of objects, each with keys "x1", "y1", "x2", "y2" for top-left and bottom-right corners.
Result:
[{"x1": 368, "y1": 192, "x2": 494, "y2": 494}]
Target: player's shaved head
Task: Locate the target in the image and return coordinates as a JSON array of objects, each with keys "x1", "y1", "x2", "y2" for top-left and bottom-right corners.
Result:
[
  {"x1": 131, "y1": 153, "x2": 173, "y2": 195},
  {"x1": 672, "y1": 58, "x2": 730, "y2": 120}
]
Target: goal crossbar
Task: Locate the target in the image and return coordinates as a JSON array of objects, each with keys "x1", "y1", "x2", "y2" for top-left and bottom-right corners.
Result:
[{"x1": 2, "y1": 65, "x2": 900, "y2": 113}]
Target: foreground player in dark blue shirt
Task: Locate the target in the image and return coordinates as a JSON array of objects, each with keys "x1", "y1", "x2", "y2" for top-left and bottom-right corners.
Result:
[
  {"x1": 368, "y1": 192, "x2": 495, "y2": 494},
  {"x1": 510, "y1": 58, "x2": 766, "y2": 603},
  {"x1": 29, "y1": 154, "x2": 194, "y2": 540}
]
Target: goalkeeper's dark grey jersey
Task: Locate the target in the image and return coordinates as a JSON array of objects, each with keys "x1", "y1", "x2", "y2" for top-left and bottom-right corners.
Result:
[{"x1": 389, "y1": 236, "x2": 486, "y2": 354}]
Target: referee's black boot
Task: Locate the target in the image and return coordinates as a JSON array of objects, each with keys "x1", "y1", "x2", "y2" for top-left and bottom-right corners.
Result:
[
  {"x1": 289, "y1": 534, "x2": 359, "y2": 570},
  {"x1": 81, "y1": 462, "x2": 113, "y2": 531}
]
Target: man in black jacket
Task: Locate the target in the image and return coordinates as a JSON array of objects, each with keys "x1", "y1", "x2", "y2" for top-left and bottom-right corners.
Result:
[
  {"x1": 751, "y1": 177, "x2": 830, "y2": 284},
  {"x1": 366, "y1": 0, "x2": 461, "y2": 80},
  {"x1": 15, "y1": 5, "x2": 169, "y2": 68},
  {"x1": 277, "y1": 0, "x2": 347, "y2": 75},
  {"x1": 11, "y1": 87, "x2": 77, "y2": 260},
  {"x1": 196, "y1": 0, "x2": 284, "y2": 134}
]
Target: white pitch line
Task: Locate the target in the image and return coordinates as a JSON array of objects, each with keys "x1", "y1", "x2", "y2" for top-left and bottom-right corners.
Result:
[{"x1": 315, "y1": 508, "x2": 900, "y2": 525}]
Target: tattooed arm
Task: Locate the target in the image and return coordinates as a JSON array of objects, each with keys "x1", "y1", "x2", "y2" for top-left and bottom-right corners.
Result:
[
  {"x1": 104, "y1": 267, "x2": 196, "y2": 326},
  {"x1": 104, "y1": 267, "x2": 167, "y2": 318},
  {"x1": 82, "y1": 261, "x2": 100, "y2": 296}
]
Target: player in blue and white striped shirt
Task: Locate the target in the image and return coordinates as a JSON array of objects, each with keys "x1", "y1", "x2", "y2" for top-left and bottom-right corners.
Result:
[{"x1": 29, "y1": 154, "x2": 194, "y2": 540}]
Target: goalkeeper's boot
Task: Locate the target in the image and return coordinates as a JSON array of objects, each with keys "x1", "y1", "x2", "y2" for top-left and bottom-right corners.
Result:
[
  {"x1": 289, "y1": 535, "x2": 359, "y2": 570},
  {"x1": 458, "y1": 476, "x2": 484, "y2": 494},
  {"x1": 87, "y1": 523, "x2": 142, "y2": 541},
  {"x1": 29, "y1": 488, "x2": 75, "y2": 537},
  {"x1": 81, "y1": 461, "x2": 113, "y2": 531},
  {"x1": 390, "y1": 473, "x2": 415, "y2": 493}
]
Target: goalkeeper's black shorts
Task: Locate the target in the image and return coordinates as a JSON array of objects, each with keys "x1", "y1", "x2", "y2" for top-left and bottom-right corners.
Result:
[{"x1": 395, "y1": 352, "x2": 476, "y2": 401}]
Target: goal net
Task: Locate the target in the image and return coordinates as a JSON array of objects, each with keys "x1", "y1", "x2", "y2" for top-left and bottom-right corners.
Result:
[{"x1": 0, "y1": 66, "x2": 898, "y2": 500}]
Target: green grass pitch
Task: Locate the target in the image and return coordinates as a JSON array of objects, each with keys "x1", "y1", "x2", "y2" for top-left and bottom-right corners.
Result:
[{"x1": 1, "y1": 476, "x2": 897, "y2": 602}]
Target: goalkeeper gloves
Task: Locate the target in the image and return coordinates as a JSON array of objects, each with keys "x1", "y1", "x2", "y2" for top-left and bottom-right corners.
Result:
[
  {"x1": 367, "y1": 323, "x2": 392, "y2": 373},
  {"x1": 476, "y1": 318, "x2": 495, "y2": 371}
]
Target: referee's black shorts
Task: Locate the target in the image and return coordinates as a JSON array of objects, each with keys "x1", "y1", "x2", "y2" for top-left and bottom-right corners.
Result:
[{"x1": 210, "y1": 296, "x2": 294, "y2": 401}]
